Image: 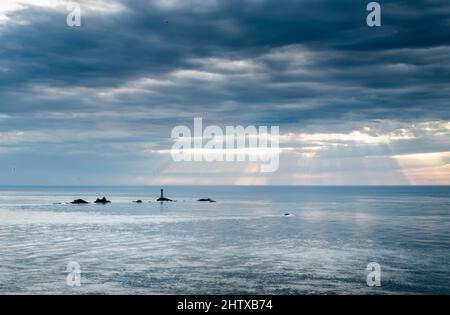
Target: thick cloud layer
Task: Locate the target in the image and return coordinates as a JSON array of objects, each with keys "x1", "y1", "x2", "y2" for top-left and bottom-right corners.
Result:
[{"x1": 0, "y1": 0, "x2": 449, "y2": 184}]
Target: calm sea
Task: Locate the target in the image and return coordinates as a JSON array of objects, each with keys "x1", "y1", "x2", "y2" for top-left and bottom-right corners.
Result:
[{"x1": 0, "y1": 186, "x2": 449, "y2": 294}]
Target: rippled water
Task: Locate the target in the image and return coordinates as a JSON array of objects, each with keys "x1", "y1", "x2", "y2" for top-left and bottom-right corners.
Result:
[{"x1": 0, "y1": 186, "x2": 449, "y2": 294}]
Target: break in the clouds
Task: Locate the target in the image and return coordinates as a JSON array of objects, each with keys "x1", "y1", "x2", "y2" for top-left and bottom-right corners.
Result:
[{"x1": 0, "y1": 0, "x2": 449, "y2": 185}]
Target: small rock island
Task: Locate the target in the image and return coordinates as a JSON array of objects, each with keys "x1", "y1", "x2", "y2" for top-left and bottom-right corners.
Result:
[
  {"x1": 197, "y1": 198, "x2": 216, "y2": 203},
  {"x1": 70, "y1": 199, "x2": 89, "y2": 204},
  {"x1": 95, "y1": 197, "x2": 111, "y2": 204}
]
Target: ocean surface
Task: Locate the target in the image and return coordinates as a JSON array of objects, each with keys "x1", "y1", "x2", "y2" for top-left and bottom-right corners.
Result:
[{"x1": 0, "y1": 186, "x2": 449, "y2": 295}]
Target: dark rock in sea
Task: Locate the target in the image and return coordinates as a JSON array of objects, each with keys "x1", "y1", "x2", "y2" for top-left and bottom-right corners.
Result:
[
  {"x1": 157, "y1": 189, "x2": 173, "y2": 202},
  {"x1": 197, "y1": 198, "x2": 216, "y2": 203},
  {"x1": 95, "y1": 197, "x2": 111, "y2": 204},
  {"x1": 70, "y1": 199, "x2": 89, "y2": 204},
  {"x1": 134, "y1": 200, "x2": 143, "y2": 203}
]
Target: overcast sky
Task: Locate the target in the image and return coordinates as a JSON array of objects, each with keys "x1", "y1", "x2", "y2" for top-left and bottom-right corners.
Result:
[{"x1": 0, "y1": 0, "x2": 449, "y2": 185}]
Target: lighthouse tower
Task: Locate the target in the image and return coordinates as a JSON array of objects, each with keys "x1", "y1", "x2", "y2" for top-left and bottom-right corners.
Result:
[{"x1": 157, "y1": 188, "x2": 172, "y2": 202}]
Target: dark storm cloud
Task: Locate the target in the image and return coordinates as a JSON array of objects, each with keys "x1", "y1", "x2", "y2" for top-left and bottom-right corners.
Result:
[
  {"x1": 0, "y1": 0, "x2": 448, "y2": 125},
  {"x1": 0, "y1": 0, "x2": 449, "y2": 185}
]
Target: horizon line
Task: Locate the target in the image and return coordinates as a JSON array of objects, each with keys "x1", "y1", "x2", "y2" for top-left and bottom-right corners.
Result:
[{"x1": 0, "y1": 184, "x2": 449, "y2": 187}]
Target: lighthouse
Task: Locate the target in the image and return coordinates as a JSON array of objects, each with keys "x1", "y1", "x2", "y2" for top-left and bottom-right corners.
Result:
[{"x1": 157, "y1": 188, "x2": 173, "y2": 202}]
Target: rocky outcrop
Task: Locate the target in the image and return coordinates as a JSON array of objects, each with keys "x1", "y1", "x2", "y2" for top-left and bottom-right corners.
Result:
[
  {"x1": 134, "y1": 200, "x2": 143, "y2": 203},
  {"x1": 70, "y1": 199, "x2": 89, "y2": 204},
  {"x1": 95, "y1": 197, "x2": 111, "y2": 204},
  {"x1": 197, "y1": 198, "x2": 216, "y2": 203}
]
